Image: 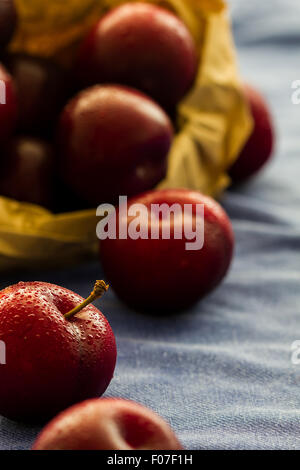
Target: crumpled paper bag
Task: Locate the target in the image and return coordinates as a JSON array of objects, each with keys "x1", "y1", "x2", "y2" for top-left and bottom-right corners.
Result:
[{"x1": 0, "y1": 0, "x2": 252, "y2": 270}]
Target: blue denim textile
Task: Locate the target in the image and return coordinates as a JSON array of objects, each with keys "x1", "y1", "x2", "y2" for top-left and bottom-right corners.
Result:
[{"x1": 1, "y1": 0, "x2": 300, "y2": 450}]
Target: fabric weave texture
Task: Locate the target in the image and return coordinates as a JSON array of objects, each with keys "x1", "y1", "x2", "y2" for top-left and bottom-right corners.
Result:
[{"x1": 1, "y1": 0, "x2": 300, "y2": 450}]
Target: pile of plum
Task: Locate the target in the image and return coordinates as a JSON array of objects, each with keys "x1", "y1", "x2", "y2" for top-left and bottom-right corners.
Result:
[
  {"x1": 0, "y1": 2, "x2": 273, "y2": 210},
  {"x1": 0, "y1": 1, "x2": 274, "y2": 450}
]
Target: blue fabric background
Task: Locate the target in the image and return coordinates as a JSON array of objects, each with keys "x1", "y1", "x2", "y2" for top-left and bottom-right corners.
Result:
[{"x1": 1, "y1": 0, "x2": 300, "y2": 450}]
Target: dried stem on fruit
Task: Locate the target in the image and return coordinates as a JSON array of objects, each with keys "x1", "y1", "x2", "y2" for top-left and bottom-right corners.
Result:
[{"x1": 64, "y1": 280, "x2": 109, "y2": 320}]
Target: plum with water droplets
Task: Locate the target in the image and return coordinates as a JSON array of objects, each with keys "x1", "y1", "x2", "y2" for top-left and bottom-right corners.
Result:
[{"x1": 0, "y1": 280, "x2": 116, "y2": 422}]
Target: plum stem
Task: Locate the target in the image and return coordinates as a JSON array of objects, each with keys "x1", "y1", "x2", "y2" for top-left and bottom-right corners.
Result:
[{"x1": 64, "y1": 280, "x2": 109, "y2": 320}]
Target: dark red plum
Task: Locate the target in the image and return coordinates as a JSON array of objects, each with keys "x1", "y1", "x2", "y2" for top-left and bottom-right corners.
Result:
[
  {"x1": 33, "y1": 398, "x2": 182, "y2": 450},
  {"x1": 229, "y1": 83, "x2": 275, "y2": 183},
  {"x1": 0, "y1": 0, "x2": 17, "y2": 50},
  {"x1": 0, "y1": 136, "x2": 55, "y2": 208},
  {"x1": 100, "y1": 189, "x2": 234, "y2": 311},
  {"x1": 5, "y1": 54, "x2": 68, "y2": 136},
  {"x1": 0, "y1": 63, "x2": 17, "y2": 143},
  {"x1": 58, "y1": 85, "x2": 173, "y2": 205},
  {"x1": 75, "y1": 3, "x2": 198, "y2": 109},
  {"x1": 0, "y1": 280, "x2": 116, "y2": 422}
]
